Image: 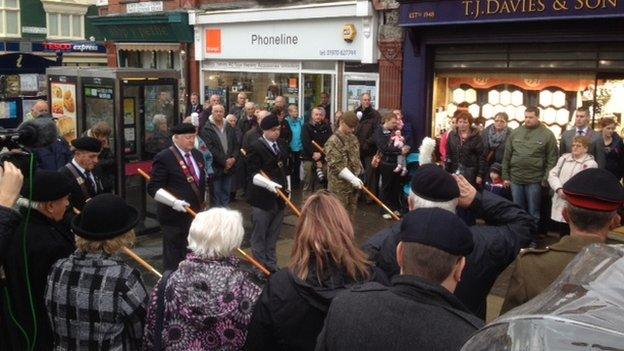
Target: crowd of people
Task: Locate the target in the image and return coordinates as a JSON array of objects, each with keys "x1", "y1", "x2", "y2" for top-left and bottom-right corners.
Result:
[{"x1": 0, "y1": 92, "x2": 623, "y2": 350}]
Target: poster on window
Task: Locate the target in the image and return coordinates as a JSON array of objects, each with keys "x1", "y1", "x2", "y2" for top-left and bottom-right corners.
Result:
[
  {"x1": 50, "y1": 82, "x2": 77, "y2": 140},
  {"x1": 346, "y1": 79, "x2": 377, "y2": 111},
  {"x1": 0, "y1": 101, "x2": 18, "y2": 120}
]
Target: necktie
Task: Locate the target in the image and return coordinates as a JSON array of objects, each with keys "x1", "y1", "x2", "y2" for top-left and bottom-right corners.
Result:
[
  {"x1": 272, "y1": 142, "x2": 280, "y2": 155},
  {"x1": 185, "y1": 153, "x2": 199, "y2": 185},
  {"x1": 84, "y1": 171, "x2": 97, "y2": 193},
  {"x1": 577, "y1": 129, "x2": 585, "y2": 136}
]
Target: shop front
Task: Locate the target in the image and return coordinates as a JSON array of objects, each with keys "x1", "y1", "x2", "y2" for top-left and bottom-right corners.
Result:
[
  {"x1": 398, "y1": 0, "x2": 624, "y2": 143},
  {"x1": 190, "y1": 0, "x2": 378, "y2": 122}
]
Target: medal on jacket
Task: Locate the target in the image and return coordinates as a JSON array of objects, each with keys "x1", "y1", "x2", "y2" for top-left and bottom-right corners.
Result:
[
  {"x1": 179, "y1": 160, "x2": 194, "y2": 184},
  {"x1": 277, "y1": 160, "x2": 284, "y2": 168}
]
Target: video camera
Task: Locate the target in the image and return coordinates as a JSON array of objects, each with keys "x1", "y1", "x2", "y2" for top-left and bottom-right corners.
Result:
[{"x1": 0, "y1": 114, "x2": 60, "y2": 175}]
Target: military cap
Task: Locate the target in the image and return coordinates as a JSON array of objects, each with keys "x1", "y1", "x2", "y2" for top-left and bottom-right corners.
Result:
[
  {"x1": 260, "y1": 114, "x2": 279, "y2": 131},
  {"x1": 410, "y1": 164, "x2": 460, "y2": 201},
  {"x1": 20, "y1": 170, "x2": 72, "y2": 202},
  {"x1": 72, "y1": 194, "x2": 139, "y2": 241},
  {"x1": 562, "y1": 168, "x2": 624, "y2": 212},
  {"x1": 342, "y1": 111, "x2": 359, "y2": 128},
  {"x1": 71, "y1": 137, "x2": 102, "y2": 153},
  {"x1": 400, "y1": 208, "x2": 474, "y2": 256},
  {"x1": 171, "y1": 123, "x2": 196, "y2": 135}
]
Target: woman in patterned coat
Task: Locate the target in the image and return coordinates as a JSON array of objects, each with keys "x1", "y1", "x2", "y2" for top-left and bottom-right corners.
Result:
[{"x1": 143, "y1": 207, "x2": 263, "y2": 350}]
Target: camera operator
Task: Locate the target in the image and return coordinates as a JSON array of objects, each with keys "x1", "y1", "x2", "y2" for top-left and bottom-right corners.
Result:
[
  {"x1": 0, "y1": 169, "x2": 74, "y2": 350},
  {"x1": 0, "y1": 161, "x2": 24, "y2": 261}
]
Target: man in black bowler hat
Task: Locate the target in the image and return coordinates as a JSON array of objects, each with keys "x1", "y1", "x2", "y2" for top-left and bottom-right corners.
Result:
[
  {"x1": 364, "y1": 163, "x2": 535, "y2": 319},
  {"x1": 147, "y1": 123, "x2": 206, "y2": 270},
  {"x1": 316, "y1": 208, "x2": 483, "y2": 351},
  {"x1": 1, "y1": 170, "x2": 74, "y2": 350},
  {"x1": 59, "y1": 136, "x2": 104, "y2": 210},
  {"x1": 246, "y1": 113, "x2": 291, "y2": 272},
  {"x1": 501, "y1": 168, "x2": 624, "y2": 313}
]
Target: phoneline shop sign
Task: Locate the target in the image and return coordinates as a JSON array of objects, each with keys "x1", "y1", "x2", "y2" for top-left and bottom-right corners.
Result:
[{"x1": 198, "y1": 17, "x2": 375, "y2": 63}]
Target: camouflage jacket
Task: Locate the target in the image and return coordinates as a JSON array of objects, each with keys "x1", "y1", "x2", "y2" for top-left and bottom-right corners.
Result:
[{"x1": 325, "y1": 130, "x2": 362, "y2": 191}]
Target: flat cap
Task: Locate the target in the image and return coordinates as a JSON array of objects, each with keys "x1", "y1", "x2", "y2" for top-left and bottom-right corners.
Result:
[
  {"x1": 171, "y1": 123, "x2": 196, "y2": 135},
  {"x1": 563, "y1": 168, "x2": 624, "y2": 212},
  {"x1": 71, "y1": 137, "x2": 102, "y2": 153},
  {"x1": 410, "y1": 164, "x2": 460, "y2": 201},
  {"x1": 342, "y1": 111, "x2": 358, "y2": 128},
  {"x1": 260, "y1": 113, "x2": 279, "y2": 131},
  {"x1": 21, "y1": 170, "x2": 72, "y2": 202},
  {"x1": 400, "y1": 208, "x2": 474, "y2": 256}
]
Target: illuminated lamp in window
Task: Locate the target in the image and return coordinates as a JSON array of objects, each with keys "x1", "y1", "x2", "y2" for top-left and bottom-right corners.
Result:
[
  {"x1": 468, "y1": 104, "x2": 480, "y2": 117},
  {"x1": 548, "y1": 125, "x2": 562, "y2": 139},
  {"x1": 556, "y1": 109, "x2": 570, "y2": 125},
  {"x1": 500, "y1": 90, "x2": 512, "y2": 105},
  {"x1": 488, "y1": 90, "x2": 500, "y2": 105},
  {"x1": 515, "y1": 106, "x2": 526, "y2": 121},
  {"x1": 482, "y1": 104, "x2": 495, "y2": 118},
  {"x1": 544, "y1": 107, "x2": 557, "y2": 124},
  {"x1": 447, "y1": 103, "x2": 458, "y2": 117},
  {"x1": 485, "y1": 118, "x2": 494, "y2": 128},
  {"x1": 539, "y1": 90, "x2": 553, "y2": 107},
  {"x1": 494, "y1": 104, "x2": 505, "y2": 116},
  {"x1": 465, "y1": 89, "x2": 477, "y2": 103},
  {"x1": 552, "y1": 91, "x2": 566, "y2": 108},
  {"x1": 508, "y1": 120, "x2": 520, "y2": 129},
  {"x1": 452, "y1": 89, "x2": 466, "y2": 104},
  {"x1": 505, "y1": 105, "x2": 516, "y2": 119},
  {"x1": 511, "y1": 91, "x2": 523, "y2": 106}
]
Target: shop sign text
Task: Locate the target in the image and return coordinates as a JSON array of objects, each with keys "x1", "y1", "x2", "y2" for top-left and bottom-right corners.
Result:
[{"x1": 401, "y1": 0, "x2": 623, "y2": 25}]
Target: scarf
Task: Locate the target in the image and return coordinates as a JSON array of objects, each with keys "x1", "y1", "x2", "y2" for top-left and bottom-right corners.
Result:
[{"x1": 487, "y1": 125, "x2": 508, "y2": 149}]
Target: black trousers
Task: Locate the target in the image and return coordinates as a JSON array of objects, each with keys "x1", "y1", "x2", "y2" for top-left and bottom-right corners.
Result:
[
  {"x1": 291, "y1": 151, "x2": 302, "y2": 188},
  {"x1": 162, "y1": 223, "x2": 190, "y2": 271},
  {"x1": 379, "y1": 163, "x2": 401, "y2": 212}
]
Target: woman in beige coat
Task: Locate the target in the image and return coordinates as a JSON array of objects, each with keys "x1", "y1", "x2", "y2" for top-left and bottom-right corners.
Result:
[{"x1": 548, "y1": 135, "x2": 598, "y2": 235}]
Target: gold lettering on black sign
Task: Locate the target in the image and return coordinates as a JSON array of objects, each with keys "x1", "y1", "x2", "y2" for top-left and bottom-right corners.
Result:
[{"x1": 459, "y1": 0, "x2": 616, "y2": 19}]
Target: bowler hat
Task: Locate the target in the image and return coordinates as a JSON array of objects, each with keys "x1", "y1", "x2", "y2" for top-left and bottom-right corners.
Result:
[
  {"x1": 72, "y1": 194, "x2": 139, "y2": 241},
  {"x1": 20, "y1": 170, "x2": 72, "y2": 202}
]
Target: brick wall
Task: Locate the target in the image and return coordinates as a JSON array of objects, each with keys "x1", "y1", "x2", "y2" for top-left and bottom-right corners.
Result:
[{"x1": 104, "y1": 0, "x2": 200, "y2": 15}]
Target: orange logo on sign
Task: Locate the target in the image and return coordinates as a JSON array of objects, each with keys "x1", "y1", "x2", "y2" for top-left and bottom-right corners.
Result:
[{"x1": 205, "y1": 29, "x2": 221, "y2": 54}]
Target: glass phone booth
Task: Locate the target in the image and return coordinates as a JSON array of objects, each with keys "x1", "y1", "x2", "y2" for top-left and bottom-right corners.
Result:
[{"x1": 46, "y1": 67, "x2": 180, "y2": 234}]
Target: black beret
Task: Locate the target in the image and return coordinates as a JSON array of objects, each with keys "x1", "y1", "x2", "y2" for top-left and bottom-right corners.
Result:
[
  {"x1": 260, "y1": 114, "x2": 279, "y2": 131},
  {"x1": 563, "y1": 168, "x2": 624, "y2": 212},
  {"x1": 400, "y1": 208, "x2": 474, "y2": 256},
  {"x1": 410, "y1": 164, "x2": 459, "y2": 201},
  {"x1": 20, "y1": 170, "x2": 72, "y2": 202},
  {"x1": 171, "y1": 123, "x2": 196, "y2": 135},
  {"x1": 71, "y1": 137, "x2": 102, "y2": 153},
  {"x1": 72, "y1": 194, "x2": 139, "y2": 241}
]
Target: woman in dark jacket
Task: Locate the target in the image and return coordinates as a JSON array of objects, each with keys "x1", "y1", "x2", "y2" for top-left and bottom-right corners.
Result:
[
  {"x1": 374, "y1": 112, "x2": 408, "y2": 218},
  {"x1": 482, "y1": 112, "x2": 512, "y2": 168},
  {"x1": 244, "y1": 191, "x2": 388, "y2": 351},
  {"x1": 446, "y1": 111, "x2": 486, "y2": 186},
  {"x1": 599, "y1": 117, "x2": 624, "y2": 180}
]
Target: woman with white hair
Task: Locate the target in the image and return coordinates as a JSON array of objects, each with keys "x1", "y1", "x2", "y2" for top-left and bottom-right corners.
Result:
[{"x1": 143, "y1": 207, "x2": 263, "y2": 350}]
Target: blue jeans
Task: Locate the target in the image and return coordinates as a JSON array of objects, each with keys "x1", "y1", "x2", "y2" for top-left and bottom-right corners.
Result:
[
  {"x1": 511, "y1": 182, "x2": 542, "y2": 228},
  {"x1": 211, "y1": 174, "x2": 232, "y2": 207}
]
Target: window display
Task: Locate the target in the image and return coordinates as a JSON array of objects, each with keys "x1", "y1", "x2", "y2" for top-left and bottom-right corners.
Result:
[
  {"x1": 204, "y1": 72, "x2": 299, "y2": 111},
  {"x1": 432, "y1": 73, "x2": 596, "y2": 139}
]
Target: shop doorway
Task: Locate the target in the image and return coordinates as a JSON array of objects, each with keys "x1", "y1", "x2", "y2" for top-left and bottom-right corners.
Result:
[{"x1": 302, "y1": 73, "x2": 333, "y2": 123}]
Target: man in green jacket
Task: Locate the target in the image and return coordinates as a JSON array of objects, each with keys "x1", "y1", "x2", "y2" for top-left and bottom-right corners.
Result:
[{"x1": 502, "y1": 106, "x2": 558, "y2": 234}]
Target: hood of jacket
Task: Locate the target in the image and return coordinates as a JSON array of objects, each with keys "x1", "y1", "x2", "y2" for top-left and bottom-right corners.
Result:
[
  {"x1": 288, "y1": 257, "x2": 366, "y2": 313},
  {"x1": 166, "y1": 254, "x2": 262, "y2": 327}
]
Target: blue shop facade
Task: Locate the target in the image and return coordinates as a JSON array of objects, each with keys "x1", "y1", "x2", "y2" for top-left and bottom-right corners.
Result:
[{"x1": 398, "y1": 0, "x2": 624, "y2": 143}]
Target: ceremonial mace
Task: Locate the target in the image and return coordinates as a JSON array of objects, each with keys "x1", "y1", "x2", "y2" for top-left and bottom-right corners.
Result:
[
  {"x1": 311, "y1": 140, "x2": 401, "y2": 221},
  {"x1": 137, "y1": 168, "x2": 271, "y2": 276},
  {"x1": 72, "y1": 207, "x2": 163, "y2": 278}
]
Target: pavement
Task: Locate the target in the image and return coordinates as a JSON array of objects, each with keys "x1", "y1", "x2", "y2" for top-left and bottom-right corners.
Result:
[{"x1": 128, "y1": 188, "x2": 560, "y2": 323}]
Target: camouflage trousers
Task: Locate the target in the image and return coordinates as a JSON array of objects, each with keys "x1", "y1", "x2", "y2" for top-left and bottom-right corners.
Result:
[{"x1": 333, "y1": 188, "x2": 359, "y2": 216}]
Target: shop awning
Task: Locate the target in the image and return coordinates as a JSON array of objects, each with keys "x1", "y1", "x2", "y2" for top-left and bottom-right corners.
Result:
[
  {"x1": 90, "y1": 12, "x2": 192, "y2": 43},
  {"x1": 116, "y1": 43, "x2": 181, "y2": 52}
]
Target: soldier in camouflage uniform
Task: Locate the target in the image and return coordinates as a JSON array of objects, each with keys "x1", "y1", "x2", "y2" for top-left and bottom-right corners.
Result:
[{"x1": 325, "y1": 111, "x2": 364, "y2": 215}]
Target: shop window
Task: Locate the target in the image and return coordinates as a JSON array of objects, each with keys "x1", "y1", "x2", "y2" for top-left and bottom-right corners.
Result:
[
  {"x1": 47, "y1": 12, "x2": 84, "y2": 39},
  {"x1": 433, "y1": 73, "x2": 595, "y2": 139},
  {"x1": 0, "y1": 0, "x2": 20, "y2": 37},
  {"x1": 204, "y1": 72, "x2": 300, "y2": 112},
  {"x1": 595, "y1": 79, "x2": 624, "y2": 124}
]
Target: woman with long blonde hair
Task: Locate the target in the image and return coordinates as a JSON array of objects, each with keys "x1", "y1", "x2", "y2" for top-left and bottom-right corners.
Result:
[{"x1": 244, "y1": 191, "x2": 388, "y2": 351}]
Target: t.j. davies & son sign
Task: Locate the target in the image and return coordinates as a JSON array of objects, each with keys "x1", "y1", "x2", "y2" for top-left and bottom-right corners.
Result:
[{"x1": 399, "y1": 0, "x2": 624, "y2": 25}]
